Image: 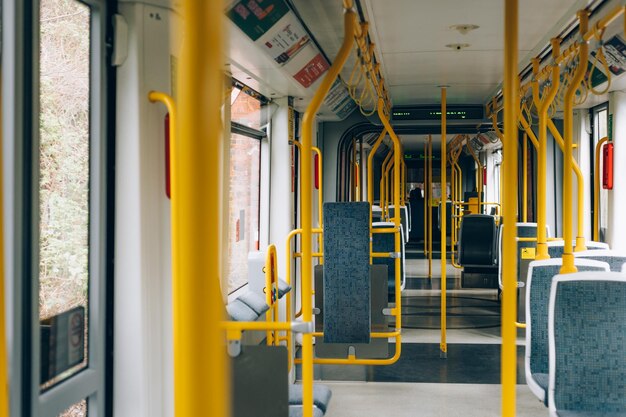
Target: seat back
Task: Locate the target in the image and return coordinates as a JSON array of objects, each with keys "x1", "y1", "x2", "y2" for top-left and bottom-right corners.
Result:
[
  {"x1": 459, "y1": 214, "x2": 496, "y2": 267},
  {"x1": 388, "y1": 205, "x2": 409, "y2": 243},
  {"x1": 524, "y1": 258, "x2": 609, "y2": 403},
  {"x1": 573, "y1": 249, "x2": 626, "y2": 272},
  {"x1": 548, "y1": 272, "x2": 626, "y2": 414},
  {"x1": 323, "y1": 202, "x2": 371, "y2": 343},
  {"x1": 547, "y1": 240, "x2": 609, "y2": 258}
]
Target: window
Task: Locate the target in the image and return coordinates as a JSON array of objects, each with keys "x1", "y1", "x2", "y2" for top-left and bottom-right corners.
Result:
[
  {"x1": 39, "y1": 0, "x2": 90, "y2": 389},
  {"x1": 227, "y1": 83, "x2": 266, "y2": 293}
]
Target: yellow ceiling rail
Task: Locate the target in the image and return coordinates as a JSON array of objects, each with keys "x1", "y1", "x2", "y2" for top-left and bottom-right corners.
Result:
[
  {"x1": 502, "y1": 0, "x2": 519, "y2": 415},
  {"x1": 176, "y1": 0, "x2": 228, "y2": 416},
  {"x1": 594, "y1": 137, "x2": 609, "y2": 242},
  {"x1": 300, "y1": 4, "x2": 357, "y2": 416},
  {"x1": 0, "y1": 69, "x2": 8, "y2": 417},
  {"x1": 561, "y1": 11, "x2": 589, "y2": 274},
  {"x1": 547, "y1": 119, "x2": 586, "y2": 251},
  {"x1": 532, "y1": 39, "x2": 560, "y2": 260}
]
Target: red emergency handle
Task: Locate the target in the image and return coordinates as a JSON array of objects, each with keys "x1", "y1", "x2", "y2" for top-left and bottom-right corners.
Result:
[
  {"x1": 314, "y1": 153, "x2": 319, "y2": 190},
  {"x1": 603, "y1": 142, "x2": 613, "y2": 190}
]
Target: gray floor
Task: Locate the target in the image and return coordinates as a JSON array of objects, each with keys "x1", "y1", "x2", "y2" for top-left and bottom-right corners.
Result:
[
  {"x1": 323, "y1": 382, "x2": 546, "y2": 417},
  {"x1": 312, "y1": 254, "x2": 546, "y2": 416}
]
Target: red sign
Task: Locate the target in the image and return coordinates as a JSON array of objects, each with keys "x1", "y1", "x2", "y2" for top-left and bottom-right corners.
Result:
[{"x1": 293, "y1": 53, "x2": 329, "y2": 88}]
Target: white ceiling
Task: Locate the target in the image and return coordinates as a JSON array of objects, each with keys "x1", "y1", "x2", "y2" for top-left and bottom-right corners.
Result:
[{"x1": 293, "y1": 0, "x2": 597, "y2": 105}]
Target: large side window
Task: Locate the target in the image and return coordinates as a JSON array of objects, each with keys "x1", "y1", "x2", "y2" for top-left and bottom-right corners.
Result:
[{"x1": 227, "y1": 82, "x2": 266, "y2": 294}]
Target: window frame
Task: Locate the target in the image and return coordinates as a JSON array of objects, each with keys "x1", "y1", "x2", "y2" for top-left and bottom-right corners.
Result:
[{"x1": 4, "y1": 0, "x2": 114, "y2": 416}]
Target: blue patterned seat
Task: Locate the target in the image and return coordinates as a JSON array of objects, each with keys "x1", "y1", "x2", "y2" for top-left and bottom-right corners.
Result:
[
  {"x1": 547, "y1": 240, "x2": 608, "y2": 259},
  {"x1": 548, "y1": 272, "x2": 626, "y2": 416},
  {"x1": 574, "y1": 249, "x2": 626, "y2": 272},
  {"x1": 525, "y1": 259, "x2": 609, "y2": 405}
]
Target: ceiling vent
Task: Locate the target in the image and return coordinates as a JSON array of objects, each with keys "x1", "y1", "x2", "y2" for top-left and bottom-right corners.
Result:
[
  {"x1": 450, "y1": 24, "x2": 480, "y2": 35},
  {"x1": 445, "y1": 43, "x2": 470, "y2": 51}
]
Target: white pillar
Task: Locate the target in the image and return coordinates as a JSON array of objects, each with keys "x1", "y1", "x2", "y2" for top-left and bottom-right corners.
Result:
[{"x1": 607, "y1": 91, "x2": 626, "y2": 250}]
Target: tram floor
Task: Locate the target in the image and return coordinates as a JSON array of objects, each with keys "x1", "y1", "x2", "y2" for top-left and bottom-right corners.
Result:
[{"x1": 322, "y1": 382, "x2": 546, "y2": 417}]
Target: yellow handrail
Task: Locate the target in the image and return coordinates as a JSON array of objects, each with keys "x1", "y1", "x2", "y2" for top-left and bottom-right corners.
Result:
[
  {"x1": 0, "y1": 69, "x2": 8, "y2": 417},
  {"x1": 176, "y1": 0, "x2": 228, "y2": 415},
  {"x1": 465, "y1": 141, "x2": 483, "y2": 212},
  {"x1": 502, "y1": 0, "x2": 519, "y2": 415},
  {"x1": 380, "y1": 150, "x2": 393, "y2": 218},
  {"x1": 594, "y1": 137, "x2": 609, "y2": 241},
  {"x1": 522, "y1": 133, "x2": 528, "y2": 222},
  {"x1": 423, "y1": 141, "x2": 428, "y2": 257},
  {"x1": 561, "y1": 11, "x2": 588, "y2": 274},
  {"x1": 264, "y1": 244, "x2": 278, "y2": 345},
  {"x1": 300, "y1": 6, "x2": 357, "y2": 416},
  {"x1": 440, "y1": 87, "x2": 448, "y2": 357},
  {"x1": 531, "y1": 43, "x2": 560, "y2": 260},
  {"x1": 312, "y1": 146, "x2": 324, "y2": 261},
  {"x1": 547, "y1": 118, "x2": 586, "y2": 251}
]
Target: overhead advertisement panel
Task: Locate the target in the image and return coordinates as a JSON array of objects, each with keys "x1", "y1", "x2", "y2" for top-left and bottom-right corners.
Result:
[{"x1": 227, "y1": 0, "x2": 356, "y2": 120}]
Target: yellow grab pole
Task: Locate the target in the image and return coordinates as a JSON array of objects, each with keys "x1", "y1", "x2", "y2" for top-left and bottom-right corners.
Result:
[
  {"x1": 380, "y1": 150, "x2": 393, "y2": 218},
  {"x1": 176, "y1": 0, "x2": 228, "y2": 415},
  {"x1": 312, "y1": 146, "x2": 324, "y2": 262},
  {"x1": 547, "y1": 119, "x2": 586, "y2": 251},
  {"x1": 0, "y1": 71, "x2": 8, "y2": 417},
  {"x1": 301, "y1": 7, "x2": 356, "y2": 417},
  {"x1": 466, "y1": 141, "x2": 483, "y2": 212},
  {"x1": 368, "y1": 130, "x2": 387, "y2": 208},
  {"x1": 502, "y1": 0, "x2": 519, "y2": 415},
  {"x1": 428, "y1": 135, "x2": 433, "y2": 278},
  {"x1": 265, "y1": 244, "x2": 277, "y2": 345},
  {"x1": 440, "y1": 87, "x2": 448, "y2": 357},
  {"x1": 377, "y1": 98, "x2": 404, "y2": 341},
  {"x1": 594, "y1": 137, "x2": 609, "y2": 241},
  {"x1": 532, "y1": 41, "x2": 560, "y2": 260},
  {"x1": 423, "y1": 142, "x2": 428, "y2": 256},
  {"x1": 522, "y1": 133, "x2": 528, "y2": 222},
  {"x1": 561, "y1": 11, "x2": 588, "y2": 274}
]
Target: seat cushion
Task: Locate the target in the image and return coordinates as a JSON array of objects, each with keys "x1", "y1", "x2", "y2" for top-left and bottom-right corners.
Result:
[
  {"x1": 289, "y1": 384, "x2": 332, "y2": 413},
  {"x1": 226, "y1": 299, "x2": 258, "y2": 322},
  {"x1": 532, "y1": 372, "x2": 548, "y2": 405},
  {"x1": 237, "y1": 291, "x2": 269, "y2": 315}
]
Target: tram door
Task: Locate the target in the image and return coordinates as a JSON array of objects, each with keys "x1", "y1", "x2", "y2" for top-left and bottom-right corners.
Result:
[{"x1": 4, "y1": 0, "x2": 113, "y2": 416}]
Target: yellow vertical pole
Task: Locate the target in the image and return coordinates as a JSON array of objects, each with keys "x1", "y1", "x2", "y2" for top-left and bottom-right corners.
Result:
[
  {"x1": 561, "y1": 11, "x2": 588, "y2": 274},
  {"x1": 502, "y1": 0, "x2": 519, "y2": 415},
  {"x1": 424, "y1": 142, "x2": 428, "y2": 256},
  {"x1": 301, "y1": 7, "x2": 356, "y2": 417},
  {"x1": 594, "y1": 137, "x2": 608, "y2": 241},
  {"x1": 533, "y1": 39, "x2": 560, "y2": 260},
  {"x1": 0, "y1": 72, "x2": 8, "y2": 417},
  {"x1": 440, "y1": 87, "x2": 448, "y2": 357},
  {"x1": 520, "y1": 134, "x2": 527, "y2": 221},
  {"x1": 428, "y1": 135, "x2": 433, "y2": 278},
  {"x1": 176, "y1": 1, "x2": 228, "y2": 416}
]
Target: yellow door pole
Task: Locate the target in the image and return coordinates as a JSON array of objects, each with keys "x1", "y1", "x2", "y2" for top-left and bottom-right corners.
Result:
[
  {"x1": 428, "y1": 134, "x2": 433, "y2": 278},
  {"x1": 502, "y1": 0, "x2": 519, "y2": 415},
  {"x1": 522, "y1": 133, "x2": 528, "y2": 222},
  {"x1": 440, "y1": 87, "x2": 448, "y2": 358},
  {"x1": 546, "y1": 119, "x2": 586, "y2": 251},
  {"x1": 424, "y1": 142, "x2": 428, "y2": 256},
  {"x1": 301, "y1": 6, "x2": 356, "y2": 416},
  {"x1": 532, "y1": 40, "x2": 560, "y2": 260},
  {"x1": 176, "y1": 1, "x2": 228, "y2": 416},
  {"x1": 0, "y1": 72, "x2": 8, "y2": 417},
  {"x1": 561, "y1": 11, "x2": 588, "y2": 274},
  {"x1": 594, "y1": 137, "x2": 609, "y2": 241}
]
